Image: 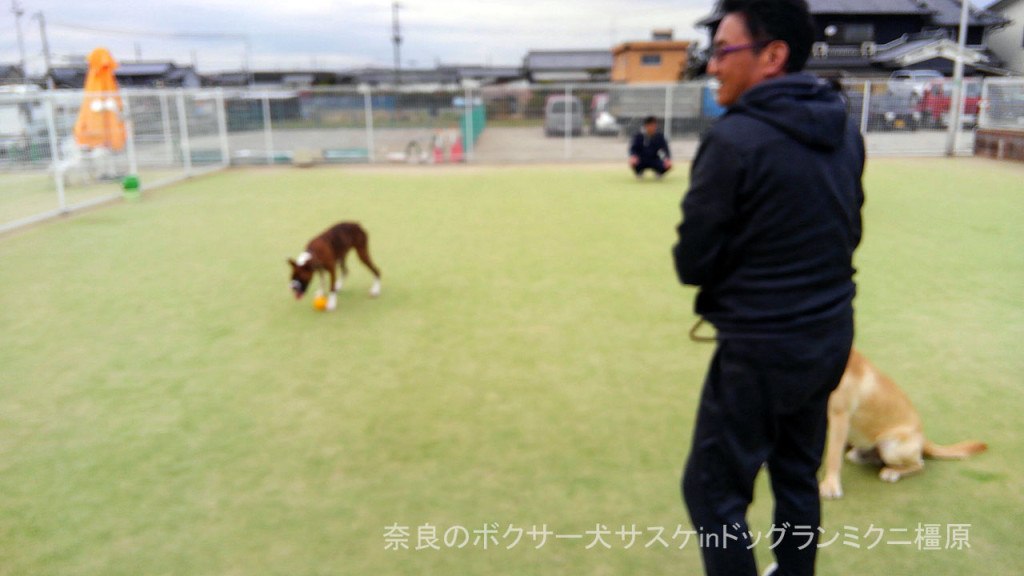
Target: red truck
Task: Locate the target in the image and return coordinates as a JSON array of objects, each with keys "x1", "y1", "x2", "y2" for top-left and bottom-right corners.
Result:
[{"x1": 917, "y1": 80, "x2": 982, "y2": 128}]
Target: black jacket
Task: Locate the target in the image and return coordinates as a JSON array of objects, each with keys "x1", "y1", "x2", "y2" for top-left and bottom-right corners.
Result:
[
  {"x1": 673, "y1": 74, "x2": 864, "y2": 336},
  {"x1": 630, "y1": 131, "x2": 671, "y2": 164}
]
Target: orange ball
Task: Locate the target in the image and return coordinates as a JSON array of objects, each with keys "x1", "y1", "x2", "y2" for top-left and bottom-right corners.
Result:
[{"x1": 313, "y1": 295, "x2": 328, "y2": 311}]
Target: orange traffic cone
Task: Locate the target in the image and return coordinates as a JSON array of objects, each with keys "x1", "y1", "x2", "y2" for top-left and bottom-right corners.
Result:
[{"x1": 450, "y1": 137, "x2": 464, "y2": 162}]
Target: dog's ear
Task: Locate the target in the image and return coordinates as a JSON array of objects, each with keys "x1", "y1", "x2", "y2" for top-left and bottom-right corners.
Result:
[{"x1": 287, "y1": 258, "x2": 297, "y2": 268}]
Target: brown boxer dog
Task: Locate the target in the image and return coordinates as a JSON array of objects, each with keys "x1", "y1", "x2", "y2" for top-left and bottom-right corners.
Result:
[{"x1": 288, "y1": 222, "x2": 381, "y2": 310}]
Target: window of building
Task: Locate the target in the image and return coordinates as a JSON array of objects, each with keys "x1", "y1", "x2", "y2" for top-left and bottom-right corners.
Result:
[
  {"x1": 840, "y1": 23, "x2": 875, "y2": 44},
  {"x1": 641, "y1": 54, "x2": 662, "y2": 66},
  {"x1": 825, "y1": 22, "x2": 875, "y2": 44}
]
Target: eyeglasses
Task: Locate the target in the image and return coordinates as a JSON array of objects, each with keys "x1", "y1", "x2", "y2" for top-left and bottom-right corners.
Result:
[{"x1": 709, "y1": 41, "x2": 770, "y2": 61}]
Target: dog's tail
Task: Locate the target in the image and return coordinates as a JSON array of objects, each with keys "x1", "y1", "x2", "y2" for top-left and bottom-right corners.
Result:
[{"x1": 923, "y1": 440, "x2": 988, "y2": 460}]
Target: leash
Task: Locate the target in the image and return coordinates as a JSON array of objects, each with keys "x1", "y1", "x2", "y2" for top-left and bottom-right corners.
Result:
[{"x1": 688, "y1": 318, "x2": 717, "y2": 343}]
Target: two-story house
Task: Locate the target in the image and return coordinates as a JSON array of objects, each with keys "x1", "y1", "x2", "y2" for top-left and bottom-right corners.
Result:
[
  {"x1": 611, "y1": 29, "x2": 693, "y2": 84},
  {"x1": 985, "y1": 0, "x2": 1024, "y2": 74}
]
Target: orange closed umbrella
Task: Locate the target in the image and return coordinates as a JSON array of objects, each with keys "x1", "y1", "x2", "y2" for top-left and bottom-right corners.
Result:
[{"x1": 73, "y1": 47, "x2": 126, "y2": 151}]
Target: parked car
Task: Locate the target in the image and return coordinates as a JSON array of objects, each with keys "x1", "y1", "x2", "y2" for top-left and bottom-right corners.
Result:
[
  {"x1": 886, "y1": 69, "x2": 943, "y2": 102},
  {"x1": 589, "y1": 93, "x2": 619, "y2": 136},
  {"x1": 867, "y1": 92, "x2": 922, "y2": 131},
  {"x1": 917, "y1": 80, "x2": 982, "y2": 127},
  {"x1": 544, "y1": 95, "x2": 583, "y2": 137}
]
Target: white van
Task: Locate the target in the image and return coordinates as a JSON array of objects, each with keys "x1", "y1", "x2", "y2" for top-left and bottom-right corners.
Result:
[
  {"x1": 886, "y1": 69, "x2": 943, "y2": 101},
  {"x1": 544, "y1": 95, "x2": 583, "y2": 137}
]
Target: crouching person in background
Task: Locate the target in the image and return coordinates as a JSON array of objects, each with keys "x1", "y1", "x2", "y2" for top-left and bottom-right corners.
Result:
[{"x1": 629, "y1": 115, "x2": 672, "y2": 180}]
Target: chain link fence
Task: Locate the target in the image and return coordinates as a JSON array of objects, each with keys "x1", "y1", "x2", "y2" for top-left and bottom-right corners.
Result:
[
  {"x1": 979, "y1": 77, "x2": 1024, "y2": 131},
  {"x1": 3, "y1": 77, "x2": 1022, "y2": 234},
  {"x1": 839, "y1": 78, "x2": 984, "y2": 156}
]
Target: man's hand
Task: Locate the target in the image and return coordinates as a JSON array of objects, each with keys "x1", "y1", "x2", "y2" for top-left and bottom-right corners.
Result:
[
  {"x1": 629, "y1": 155, "x2": 639, "y2": 167},
  {"x1": 664, "y1": 158, "x2": 673, "y2": 170}
]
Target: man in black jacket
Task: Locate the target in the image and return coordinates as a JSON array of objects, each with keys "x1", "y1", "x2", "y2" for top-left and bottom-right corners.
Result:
[
  {"x1": 629, "y1": 116, "x2": 672, "y2": 179},
  {"x1": 673, "y1": 1, "x2": 864, "y2": 575}
]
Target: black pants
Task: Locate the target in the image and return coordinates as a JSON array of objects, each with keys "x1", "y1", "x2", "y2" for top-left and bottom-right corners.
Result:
[
  {"x1": 682, "y1": 318, "x2": 852, "y2": 576},
  {"x1": 632, "y1": 158, "x2": 669, "y2": 176}
]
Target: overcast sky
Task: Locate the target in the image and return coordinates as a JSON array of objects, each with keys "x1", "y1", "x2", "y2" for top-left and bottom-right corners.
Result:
[
  {"x1": 3, "y1": 0, "x2": 718, "y2": 74},
  {"x1": 3, "y1": 0, "x2": 1004, "y2": 75}
]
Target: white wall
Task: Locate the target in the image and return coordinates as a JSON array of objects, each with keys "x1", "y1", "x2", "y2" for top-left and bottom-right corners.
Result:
[{"x1": 986, "y1": 0, "x2": 1024, "y2": 74}]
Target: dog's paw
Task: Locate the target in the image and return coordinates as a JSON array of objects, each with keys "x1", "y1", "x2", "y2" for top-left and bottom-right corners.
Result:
[
  {"x1": 369, "y1": 279, "x2": 381, "y2": 298},
  {"x1": 879, "y1": 467, "x2": 902, "y2": 482},
  {"x1": 326, "y1": 293, "x2": 338, "y2": 311},
  {"x1": 846, "y1": 446, "x2": 883, "y2": 465},
  {"x1": 819, "y1": 477, "x2": 844, "y2": 499},
  {"x1": 845, "y1": 448, "x2": 867, "y2": 464}
]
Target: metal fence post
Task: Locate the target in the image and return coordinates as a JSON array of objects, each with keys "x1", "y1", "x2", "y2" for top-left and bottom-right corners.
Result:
[
  {"x1": 43, "y1": 90, "x2": 66, "y2": 212},
  {"x1": 262, "y1": 92, "x2": 274, "y2": 165},
  {"x1": 464, "y1": 85, "x2": 474, "y2": 162},
  {"x1": 946, "y1": 76, "x2": 964, "y2": 156},
  {"x1": 176, "y1": 90, "x2": 193, "y2": 177},
  {"x1": 564, "y1": 85, "x2": 571, "y2": 160},
  {"x1": 215, "y1": 89, "x2": 230, "y2": 167},
  {"x1": 664, "y1": 83, "x2": 674, "y2": 140},
  {"x1": 860, "y1": 81, "x2": 871, "y2": 135},
  {"x1": 978, "y1": 78, "x2": 989, "y2": 130},
  {"x1": 945, "y1": 0, "x2": 969, "y2": 157},
  {"x1": 362, "y1": 85, "x2": 375, "y2": 163},
  {"x1": 122, "y1": 93, "x2": 138, "y2": 177},
  {"x1": 158, "y1": 90, "x2": 173, "y2": 163},
  {"x1": 159, "y1": 91, "x2": 174, "y2": 165}
]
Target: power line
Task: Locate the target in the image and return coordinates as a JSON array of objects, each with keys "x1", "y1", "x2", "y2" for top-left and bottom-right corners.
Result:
[
  {"x1": 46, "y1": 18, "x2": 253, "y2": 83},
  {"x1": 48, "y1": 19, "x2": 247, "y2": 41}
]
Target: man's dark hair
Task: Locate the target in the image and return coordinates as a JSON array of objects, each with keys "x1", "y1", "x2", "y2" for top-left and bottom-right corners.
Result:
[
  {"x1": 643, "y1": 115, "x2": 658, "y2": 125},
  {"x1": 719, "y1": 0, "x2": 815, "y2": 73}
]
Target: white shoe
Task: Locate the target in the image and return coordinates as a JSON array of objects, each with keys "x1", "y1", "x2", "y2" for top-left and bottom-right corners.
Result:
[{"x1": 762, "y1": 562, "x2": 778, "y2": 576}]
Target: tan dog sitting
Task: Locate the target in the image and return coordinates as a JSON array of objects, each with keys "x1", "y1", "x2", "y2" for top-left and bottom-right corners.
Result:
[{"x1": 819, "y1": 348, "x2": 987, "y2": 499}]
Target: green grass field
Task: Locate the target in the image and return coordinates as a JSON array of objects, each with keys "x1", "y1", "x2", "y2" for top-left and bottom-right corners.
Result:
[
  {"x1": 0, "y1": 168, "x2": 193, "y2": 228},
  {"x1": 1, "y1": 159, "x2": 1022, "y2": 575}
]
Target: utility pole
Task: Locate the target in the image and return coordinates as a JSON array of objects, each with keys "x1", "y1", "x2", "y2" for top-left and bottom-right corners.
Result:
[
  {"x1": 33, "y1": 12, "x2": 53, "y2": 89},
  {"x1": 244, "y1": 36, "x2": 253, "y2": 87},
  {"x1": 945, "y1": 0, "x2": 970, "y2": 156},
  {"x1": 11, "y1": 0, "x2": 27, "y2": 83},
  {"x1": 392, "y1": 2, "x2": 402, "y2": 86}
]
